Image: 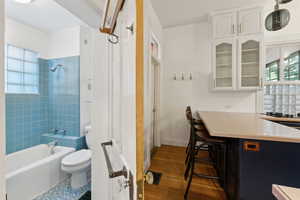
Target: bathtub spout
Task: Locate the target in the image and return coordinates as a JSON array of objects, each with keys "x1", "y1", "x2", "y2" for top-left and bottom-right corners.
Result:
[{"x1": 48, "y1": 140, "x2": 58, "y2": 154}]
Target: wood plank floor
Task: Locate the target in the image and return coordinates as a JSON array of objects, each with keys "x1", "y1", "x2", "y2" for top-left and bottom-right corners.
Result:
[{"x1": 144, "y1": 145, "x2": 227, "y2": 200}]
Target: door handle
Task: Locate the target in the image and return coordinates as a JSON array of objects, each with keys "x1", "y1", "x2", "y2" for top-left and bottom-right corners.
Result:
[{"x1": 101, "y1": 141, "x2": 134, "y2": 200}]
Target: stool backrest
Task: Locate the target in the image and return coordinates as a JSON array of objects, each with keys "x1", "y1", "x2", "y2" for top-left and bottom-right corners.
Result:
[{"x1": 186, "y1": 106, "x2": 193, "y2": 121}]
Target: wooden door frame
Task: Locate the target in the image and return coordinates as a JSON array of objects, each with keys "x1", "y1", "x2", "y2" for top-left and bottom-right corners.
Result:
[{"x1": 136, "y1": 0, "x2": 144, "y2": 199}]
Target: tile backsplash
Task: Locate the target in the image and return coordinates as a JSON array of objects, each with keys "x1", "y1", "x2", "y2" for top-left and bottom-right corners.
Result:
[{"x1": 6, "y1": 56, "x2": 80, "y2": 154}]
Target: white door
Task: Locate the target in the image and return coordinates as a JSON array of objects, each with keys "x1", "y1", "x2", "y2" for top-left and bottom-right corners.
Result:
[
  {"x1": 237, "y1": 36, "x2": 263, "y2": 90},
  {"x1": 212, "y1": 12, "x2": 236, "y2": 39},
  {"x1": 0, "y1": 0, "x2": 5, "y2": 199},
  {"x1": 212, "y1": 39, "x2": 236, "y2": 90},
  {"x1": 91, "y1": 0, "x2": 137, "y2": 200},
  {"x1": 238, "y1": 8, "x2": 262, "y2": 36},
  {"x1": 150, "y1": 60, "x2": 159, "y2": 155}
]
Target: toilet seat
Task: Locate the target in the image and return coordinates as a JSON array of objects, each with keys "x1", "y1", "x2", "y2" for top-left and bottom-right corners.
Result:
[{"x1": 62, "y1": 149, "x2": 92, "y2": 167}]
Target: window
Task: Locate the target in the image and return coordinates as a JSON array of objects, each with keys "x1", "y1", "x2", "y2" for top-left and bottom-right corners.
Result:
[
  {"x1": 284, "y1": 51, "x2": 300, "y2": 81},
  {"x1": 5, "y1": 44, "x2": 39, "y2": 94},
  {"x1": 265, "y1": 60, "x2": 280, "y2": 82}
]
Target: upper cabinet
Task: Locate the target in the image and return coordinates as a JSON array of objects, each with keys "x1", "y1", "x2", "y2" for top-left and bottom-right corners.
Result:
[
  {"x1": 238, "y1": 8, "x2": 262, "y2": 36},
  {"x1": 211, "y1": 6, "x2": 263, "y2": 91},
  {"x1": 212, "y1": 7, "x2": 262, "y2": 39},
  {"x1": 212, "y1": 13, "x2": 236, "y2": 39}
]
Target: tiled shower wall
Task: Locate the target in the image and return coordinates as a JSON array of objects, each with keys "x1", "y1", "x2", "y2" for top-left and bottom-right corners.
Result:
[
  {"x1": 48, "y1": 56, "x2": 80, "y2": 137},
  {"x1": 6, "y1": 56, "x2": 80, "y2": 154},
  {"x1": 6, "y1": 59, "x2": 49, "y2": 154}
]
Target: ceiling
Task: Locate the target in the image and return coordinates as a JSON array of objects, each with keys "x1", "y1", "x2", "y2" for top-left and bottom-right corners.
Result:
[
  {"x1": 150, "y1": 0, "x2": 268, "y2": 27},
  {"x1": 6, "y1": 0, "x2": 84, "y2": 32}
]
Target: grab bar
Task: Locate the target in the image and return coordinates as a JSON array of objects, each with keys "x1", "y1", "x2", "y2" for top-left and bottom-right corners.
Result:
[
  {"x1": 101, "y1": 141, "x2": 128, "y2": 178},
  {"x1": 101, "y1": 141, "x2": 134, "y2": 200}
]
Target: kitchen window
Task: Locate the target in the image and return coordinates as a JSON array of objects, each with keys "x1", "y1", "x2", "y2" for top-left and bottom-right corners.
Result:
[
  {"x1": 284, "y1": 51, "x2": 300, "y2": 81},
  {"x1": 5, "y1": 44, "x2": 39, "y2": 94},
  {"x1": 265, "y1": 60, "x2": 280, "y2": 82}
]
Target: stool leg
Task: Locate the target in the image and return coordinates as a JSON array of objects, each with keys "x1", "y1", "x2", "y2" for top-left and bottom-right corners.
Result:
[
  {"x1": 184, "y1": 151, "x2": 195, "y2": 200},
  {"x1": 222, "y1": 144, "x2": 227, "y2": 189}
]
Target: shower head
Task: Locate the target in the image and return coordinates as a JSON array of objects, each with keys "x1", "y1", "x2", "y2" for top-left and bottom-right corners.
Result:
[{"x1": 50, "y1": 64, "x2": 63, "y2": 72}]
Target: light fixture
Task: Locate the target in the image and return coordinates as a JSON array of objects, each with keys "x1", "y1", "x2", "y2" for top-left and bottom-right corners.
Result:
[
  {"x1": 265, "y1": 0, "x2": 293, "y2": 31},
  {"x1": 13, "y1": 0, "x2": 33, "y2": 4}
]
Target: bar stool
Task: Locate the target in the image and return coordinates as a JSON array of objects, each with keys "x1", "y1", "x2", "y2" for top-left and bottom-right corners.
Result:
[{"x1": 184, "y1": 110, "x2": 227, "y2": 200}]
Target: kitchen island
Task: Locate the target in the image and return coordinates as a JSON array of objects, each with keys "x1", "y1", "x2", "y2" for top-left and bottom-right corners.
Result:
[{"x1": 197, "y1": 111, "x2": 300, "y2": 200}]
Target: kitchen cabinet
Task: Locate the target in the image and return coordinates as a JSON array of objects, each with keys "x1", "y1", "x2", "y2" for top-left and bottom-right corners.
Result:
[
  {"x1": 213, "y1": 39, "x2": 236, "y2": 90},
  {"x1": 212, "y1": 12, "x2": 236, "y2": 39},
  {"x1": 238, "y1": 8, "x2": 262, "y2": 36}
]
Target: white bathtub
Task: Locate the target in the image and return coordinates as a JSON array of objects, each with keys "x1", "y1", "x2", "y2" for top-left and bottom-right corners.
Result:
[{"x1": 6, "y1": 144, "x2": 75, "y2": 200}]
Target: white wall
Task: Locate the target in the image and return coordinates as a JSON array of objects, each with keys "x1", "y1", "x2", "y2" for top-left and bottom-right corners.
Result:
[
  {"x1": 5, "y1": 18, "x2": 80, "y2": 59},
  {"x1": 5, "y1": 18, "x2": 50, "y2": 58},
  {"x1": 143, "y1": 0, "x2": 163, "y2": 170},
  {"x1": 47, "y1": 26, "x2": 80, "y2": 59},
  {"x1": 0, "y1": 0, "x2": 6, "y2": 198},
  {"x1": 161, "y1": 23, "x2": 256, "y2": 146}
]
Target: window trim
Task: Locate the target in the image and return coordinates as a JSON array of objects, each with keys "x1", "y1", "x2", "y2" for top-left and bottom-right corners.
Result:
[{"x1": 5, "y1": 44, "x2": 40, "y2": 95}]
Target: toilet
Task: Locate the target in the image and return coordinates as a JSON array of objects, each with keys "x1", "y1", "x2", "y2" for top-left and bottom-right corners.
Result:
[{"x1": 61, "y1": 126, "x2": 92, "y2": 189}]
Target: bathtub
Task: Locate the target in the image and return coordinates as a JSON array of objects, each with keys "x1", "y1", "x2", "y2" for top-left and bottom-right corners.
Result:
[{"x1": 6, "y1": 144, "x2": 75, "y2": 200}]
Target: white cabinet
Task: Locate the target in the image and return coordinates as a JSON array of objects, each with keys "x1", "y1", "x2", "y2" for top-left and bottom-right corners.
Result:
[
  {"x1": 212, "y1": 13, "x2": 236, "y2": 39},
  {"x1": 211, "y1": 7, "x2": 262, "y2": 39},
  {"x1": 238, "y1": 8, "x2": 262, "y2": 36},
  {"x1": 211, "y1": 6, "x2": 263, "y2": 91},
  {"x1": 213, "y1": 39, "x2": 236, "y2": 90},
  {"x1": 237, "y1": 36, "x2": 263, "y2": 90}
]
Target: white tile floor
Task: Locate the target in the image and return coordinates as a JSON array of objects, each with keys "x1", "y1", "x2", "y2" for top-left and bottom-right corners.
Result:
[{"x1": 33, "y1": 178, "x2": 91, "y2": 200}]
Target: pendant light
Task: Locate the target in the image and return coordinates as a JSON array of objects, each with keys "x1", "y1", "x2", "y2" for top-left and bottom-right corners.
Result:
[{"x1": 265, "y1": 0, "x2": 293, "y2": 31}]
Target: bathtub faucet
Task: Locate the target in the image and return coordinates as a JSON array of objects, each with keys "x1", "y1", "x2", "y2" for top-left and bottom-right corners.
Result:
[
  {"x1": 48, "y1": 140, "x2": 58, "y2": 154},
  {"x1": 57, "y1": 129, "x2": 67, "y2": 136},
  {"x1": 50, "y1": 128, "x2": 59, "y2": 134}
]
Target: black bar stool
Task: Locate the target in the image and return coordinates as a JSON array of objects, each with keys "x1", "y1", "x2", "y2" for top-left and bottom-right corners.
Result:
[{"x1": 184, "y1": 108, "x2": 227, "y2": 200}]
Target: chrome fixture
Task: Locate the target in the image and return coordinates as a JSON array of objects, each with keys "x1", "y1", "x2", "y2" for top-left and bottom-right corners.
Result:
[
  {"x1": 265, "y1": 0, "x2": 293, "y2": 31},
  {"x1": 50, "y1": 64, "x2": 63, "y2": 72},
  {"x1": 48, "y1": 140, "x2": 58, "y2": 154},
  {"x1": 50, "y1": 128, "x2": 59, "y2": 134},
  {"x1": 57, "y1": 129, "x2": 67, "y2": 136}
]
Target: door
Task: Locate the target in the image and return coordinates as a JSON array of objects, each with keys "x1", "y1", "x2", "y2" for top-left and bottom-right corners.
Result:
[
  {"x1": 150, "y1": 59, "x2": 159, "y2": 155},
  {"x1": 238, "y1": 8, "x2": 262, "y2": 36},
  {"x1": 91, "y1": 0, "x2": 139, "y2": 200},
  {"x1": 212, "y1": 39, "x2": 236, "y2": 90},
  {"x1": 212, "y1": 12, "x2": 236, "y2": 39},
  {"x1": 237, "y1": 36, "x2": 263, "y2": 90},
  {"x1": 0, "y1": 0, "x2": 5, "y2": 198}
]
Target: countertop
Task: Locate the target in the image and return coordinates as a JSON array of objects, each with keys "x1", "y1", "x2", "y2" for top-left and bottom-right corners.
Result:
[
  {"x1": 273, "y1": 185, "x2": 300, "y2": 200},
  {"x1": 197, "y1": 111, "x2": 300, "y2": 143},
  {"x1": 261, "y1": 115, "x2": 300, "y2": 123}
]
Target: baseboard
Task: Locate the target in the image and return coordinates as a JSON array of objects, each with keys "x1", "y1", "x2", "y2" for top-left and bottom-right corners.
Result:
[{"x1": 161, "y1": 139, "x2": 187, "y2": 147}]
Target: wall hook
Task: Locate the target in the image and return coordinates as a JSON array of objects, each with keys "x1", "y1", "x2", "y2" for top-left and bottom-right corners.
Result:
[
  {"x1": 126, "y1": 23, "x2": 134, "y2": 34},
  {"x1": 108, "y1": 34, "x2": 119, "y2": 44}
]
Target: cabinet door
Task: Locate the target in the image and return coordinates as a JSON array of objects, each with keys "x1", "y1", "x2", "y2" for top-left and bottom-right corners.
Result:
[
  {"x1": 212, "y1": 12, "x2": 236, "y2": 39},
  {"x1": 238, "y1": 8, "x2": 262, "y2": 36},
  {"x1": 238, "y1": 37, "x2": 263, "y2": 90},
  {"x1": 213, "y1": 39, "x2": 236, "y2": 90}
]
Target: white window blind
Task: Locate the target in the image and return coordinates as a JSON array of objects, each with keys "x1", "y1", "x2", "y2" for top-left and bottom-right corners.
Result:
[{"x1": 5, "y1": 44, "x2": 39, "y2": 94}]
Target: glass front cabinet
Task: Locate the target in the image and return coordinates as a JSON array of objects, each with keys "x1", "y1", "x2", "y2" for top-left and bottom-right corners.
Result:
[
  {"x1": 213, "y1": 39, "x2": 236, "y2": 90},
  {"x1": 212, "y1": 37, "x2": 262, "y2": 91},
  {"x1": 238, "y1": 36, "x2": 263, "y2": 90}
]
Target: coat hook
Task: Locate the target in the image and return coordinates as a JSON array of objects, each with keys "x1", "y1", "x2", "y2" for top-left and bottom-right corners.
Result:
[
  {"x1": 108, "y1": 34, "x2": 119, "y2": 44},
  {"x1": 181, "y1": 73, "x2": 185, "y2": 80},
  {"x1": 173, "y1": 73, "x2": 177, "y2": 80},
  {"x1": 189, "y1": 73, "x2": 193, "y2": 80},
  {"x1": 126, "y1": 23, "x2": 134, "y2": 34}
]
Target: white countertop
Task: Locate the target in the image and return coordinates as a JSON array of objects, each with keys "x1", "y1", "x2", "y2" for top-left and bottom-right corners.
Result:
[
  {"x1": 197, "y1": 111, "x2": 300, "y2": 143},
  {"x1": 273, "y1": 185, "x2": 300, "y2": 200}
]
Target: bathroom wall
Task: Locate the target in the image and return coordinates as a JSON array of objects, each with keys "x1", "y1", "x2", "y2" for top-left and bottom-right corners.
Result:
[
  {"x1": 6, "y1": 59, "x2": 49, "y2": 154},
  {"x1": 48, "y1": 56, "x2": 80, "y2": 137}
]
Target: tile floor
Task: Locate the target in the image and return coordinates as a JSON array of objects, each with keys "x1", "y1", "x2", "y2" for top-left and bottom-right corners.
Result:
[{"x1": 33, "y1": 178, "x2": 91, "y2": 200}]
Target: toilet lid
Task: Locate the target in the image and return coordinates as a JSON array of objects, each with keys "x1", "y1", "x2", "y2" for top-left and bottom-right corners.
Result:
[{"x1": 62, "y1": 149, "x2": 92, "y2": 166}]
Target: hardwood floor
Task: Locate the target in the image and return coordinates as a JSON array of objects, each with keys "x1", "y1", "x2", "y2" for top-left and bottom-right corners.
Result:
[{"x1": 144, "y1": 145, "x2": 227, "y2": 200}]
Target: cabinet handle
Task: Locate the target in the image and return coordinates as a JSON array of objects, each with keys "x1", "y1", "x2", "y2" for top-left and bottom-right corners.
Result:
[
  {"x1": 239, "y1": 24, "x2": 242, "y2": 33},
  {"x1": 232, "y1": 24, "x2": 235, "y2": 34},
  {"x1": 214, "y1": 79, "x2": 216, "y2": 88}
]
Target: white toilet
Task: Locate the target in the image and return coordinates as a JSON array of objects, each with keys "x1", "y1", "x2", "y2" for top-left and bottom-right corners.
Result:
[{"x1": 61, "y1": 126, "x2": 92, "y2": 189}]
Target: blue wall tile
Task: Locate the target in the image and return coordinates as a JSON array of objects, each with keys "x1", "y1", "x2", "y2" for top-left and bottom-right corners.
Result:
[{"x1": 6, "y1": 56, "x2": 81, "y2": 154}]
